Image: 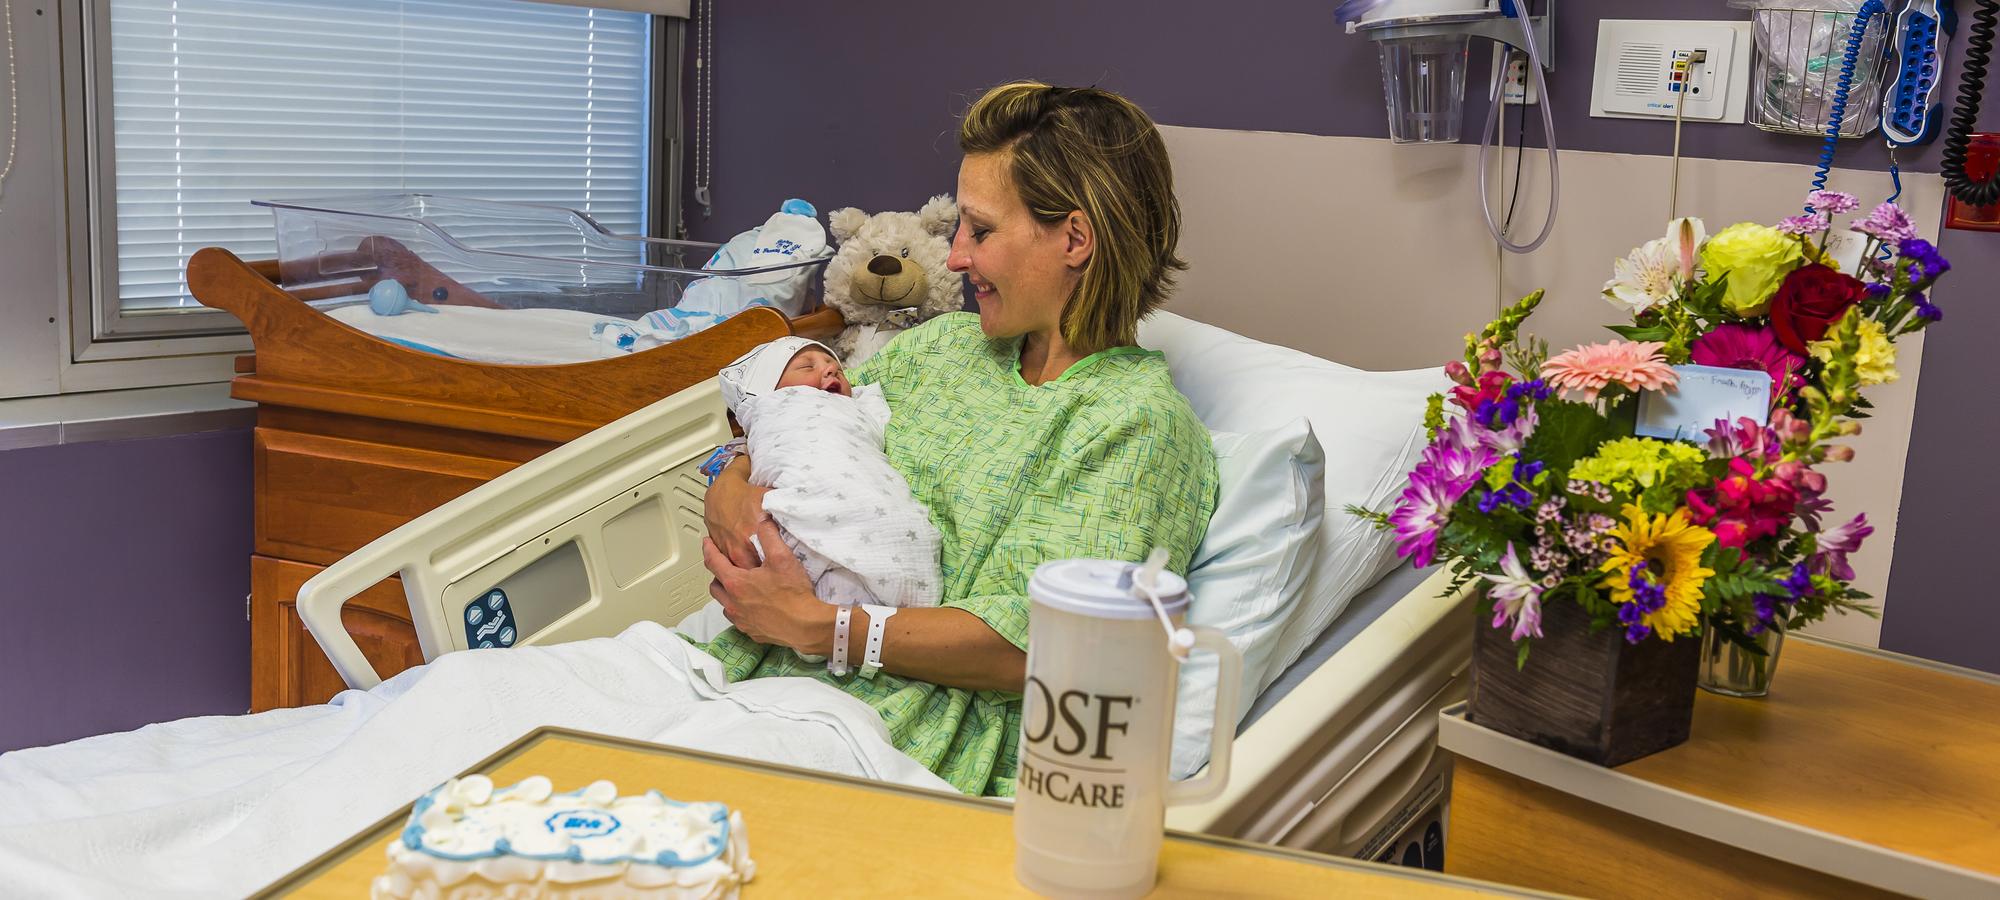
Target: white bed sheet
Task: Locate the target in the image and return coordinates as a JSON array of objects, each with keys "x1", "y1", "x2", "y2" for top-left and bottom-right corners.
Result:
[{"x1": 0, "y1": 623, "x2": 949, "y2": 898}]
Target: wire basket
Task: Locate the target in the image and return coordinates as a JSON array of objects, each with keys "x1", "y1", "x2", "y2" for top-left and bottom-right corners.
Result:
[{"x1": 1746, "y1": 5, "x2": 1889, "y2": 137}]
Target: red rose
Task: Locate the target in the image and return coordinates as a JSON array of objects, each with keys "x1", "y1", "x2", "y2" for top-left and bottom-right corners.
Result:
[{"x1": 1768, "y1": 264, "x2": 1866, "y2": 354}]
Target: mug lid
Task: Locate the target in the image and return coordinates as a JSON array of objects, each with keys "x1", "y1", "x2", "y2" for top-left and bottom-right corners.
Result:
[{"x1": 1029, "y1": 558, "x2": 1189, "y2": 620}]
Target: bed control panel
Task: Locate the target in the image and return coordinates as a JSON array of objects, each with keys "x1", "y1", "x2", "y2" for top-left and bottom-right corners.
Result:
[
  {"x1": 440, "y1": 455, "x2": 715, "y2": 653},
  {"x1": 464, "y1": 590, "x2": 519, "y2": 649}
]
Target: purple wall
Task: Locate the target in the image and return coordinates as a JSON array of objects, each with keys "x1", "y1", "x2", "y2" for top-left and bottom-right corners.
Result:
[
  {"x1": 681, "y1": 0, "x2": 1941, "y2": 243},
  {"x1": 686, "y1": 1, "x2": 1997, "y2": 673},
  {"x1": 0, "y1": 430, "x2": 253, "y2": 752},
  {"x1": 1881, "y1": 221, "x2": 2000, "y2": 673}
]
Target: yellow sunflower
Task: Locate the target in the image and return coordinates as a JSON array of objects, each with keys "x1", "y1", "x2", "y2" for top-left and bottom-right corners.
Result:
[{"x1": 1598, "y1": 504, "x2": 1717, "y2": 641}]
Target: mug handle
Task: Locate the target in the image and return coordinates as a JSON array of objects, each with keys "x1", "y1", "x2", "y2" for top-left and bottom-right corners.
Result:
[{"x1": 1165, "y1": 625, "x2": 1243, "y2": 807}]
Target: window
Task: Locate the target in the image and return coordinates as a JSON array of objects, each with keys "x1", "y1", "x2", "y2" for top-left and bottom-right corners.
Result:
[{"x1": 48, "y1": 0, "x2": 680, "y2": 391}]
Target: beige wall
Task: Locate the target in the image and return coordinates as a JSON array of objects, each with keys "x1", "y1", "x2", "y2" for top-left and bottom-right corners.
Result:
[{"x1": 1160, "y1": 124, "x2": 1940, "y2": 647}]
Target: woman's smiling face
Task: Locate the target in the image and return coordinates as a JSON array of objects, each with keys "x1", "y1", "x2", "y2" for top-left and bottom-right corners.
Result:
[{"x1": 947, "y1": 152, "x2": 1080, "y2": 341}]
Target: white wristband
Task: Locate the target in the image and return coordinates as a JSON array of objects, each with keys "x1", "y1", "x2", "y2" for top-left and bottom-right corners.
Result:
[
  {"x1": 829, "y1": 606, "x2": 854, "y2": 677},
  {"x1": 860, "y1": 604, "x2": 898, "y2": 680}
]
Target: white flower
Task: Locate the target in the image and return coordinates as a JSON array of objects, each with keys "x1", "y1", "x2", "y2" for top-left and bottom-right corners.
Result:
[
  {"x1": 1603, "y1": 236, "x2": 1680, "y2": 315},
  {"x1": 1602, "y1": 217, "x2": 1707, "y2": 316},
  {"x1": 1666, "y1": 216, "x2": 1707, "y2": 283}
]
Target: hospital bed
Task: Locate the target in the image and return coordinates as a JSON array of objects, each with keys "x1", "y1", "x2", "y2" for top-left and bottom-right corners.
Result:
[{"x1": 293, "y1": 323, "x2": 1477, "y2": 865}]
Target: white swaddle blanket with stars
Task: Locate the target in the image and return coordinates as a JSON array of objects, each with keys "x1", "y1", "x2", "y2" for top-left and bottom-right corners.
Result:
[{"x1": 738, "y1": 384, "x2": 942, "y2": 609}]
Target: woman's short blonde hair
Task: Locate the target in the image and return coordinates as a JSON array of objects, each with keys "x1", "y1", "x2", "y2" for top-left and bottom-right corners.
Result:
[{"x1": 959, "y1": 81, "x2": 1186, "y2": 354}]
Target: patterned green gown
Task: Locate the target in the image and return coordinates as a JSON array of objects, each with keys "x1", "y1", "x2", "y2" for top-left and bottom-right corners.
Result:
[{"x1": 699, "y1": 312, "x2": 1217, "y2": 796}]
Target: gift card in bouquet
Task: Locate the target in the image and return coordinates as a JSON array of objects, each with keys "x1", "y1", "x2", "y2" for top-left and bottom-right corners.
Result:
[{"x1": 1635, "y1": 365, "x2": 1772, "y2": 442}]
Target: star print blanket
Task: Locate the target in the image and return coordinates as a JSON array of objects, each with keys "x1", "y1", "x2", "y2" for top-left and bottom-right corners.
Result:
[{"x1": 739, "y1": 384, "x2": 943, "y2": 607}]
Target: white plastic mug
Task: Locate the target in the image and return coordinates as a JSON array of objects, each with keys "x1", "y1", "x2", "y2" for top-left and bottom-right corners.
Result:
[{"x1": 1014, "y1": 558, "x2": 1244, "y2": 899}]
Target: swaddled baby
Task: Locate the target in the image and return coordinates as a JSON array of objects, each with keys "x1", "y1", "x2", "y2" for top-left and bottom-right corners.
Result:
[{"x1": 716, "y1": 337, "x2": 942, "y2": 651}]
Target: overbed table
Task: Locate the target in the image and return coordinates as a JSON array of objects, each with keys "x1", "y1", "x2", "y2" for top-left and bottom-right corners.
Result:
[{"x1": 260, "y1": 726, "x2": 1545, "y2": 897}]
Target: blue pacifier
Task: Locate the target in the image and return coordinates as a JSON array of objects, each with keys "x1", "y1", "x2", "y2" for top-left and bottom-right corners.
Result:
[{"x1": 368, "y1": 279, "x2": 440, "y2": 316}]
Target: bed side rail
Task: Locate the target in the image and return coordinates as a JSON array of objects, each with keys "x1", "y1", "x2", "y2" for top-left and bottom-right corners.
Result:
[
  {"x1": 1167, "y1": 570, "x2": 1476, "y2": 837},
  {"x1": 296, "y1": 380, "x2": 733, "y2": 690}
]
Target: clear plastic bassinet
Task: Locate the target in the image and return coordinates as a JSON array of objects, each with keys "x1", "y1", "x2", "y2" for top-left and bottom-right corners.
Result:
[{"x1": 253, "y1": 193, "x2": 828, "y2": 319}]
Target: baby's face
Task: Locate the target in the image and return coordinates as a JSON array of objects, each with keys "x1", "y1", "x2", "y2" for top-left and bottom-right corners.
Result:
[{"x1": 775, "y1": 348, "x2": 851, "y2": 396}]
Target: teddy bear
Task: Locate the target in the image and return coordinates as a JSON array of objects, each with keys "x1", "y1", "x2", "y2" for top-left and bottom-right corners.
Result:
[{"x1": 821, "y1": 194, "x2": 962, "y2": 366}]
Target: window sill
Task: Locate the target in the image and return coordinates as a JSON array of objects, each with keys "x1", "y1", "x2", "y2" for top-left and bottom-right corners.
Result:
[{"x1": 0, "y1": 383, "x2": 255, "y2": 451}]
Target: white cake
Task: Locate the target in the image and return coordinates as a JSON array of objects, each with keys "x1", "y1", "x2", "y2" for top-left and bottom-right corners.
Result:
[{"x1": 371, "y1": 775, "x2": 754, "y2": 899}]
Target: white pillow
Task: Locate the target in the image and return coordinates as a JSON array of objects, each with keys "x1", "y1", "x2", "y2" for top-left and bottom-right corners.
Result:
[
  {"x1": 1172, "y1": 418, "x2": 1325, "y2": 779},
  {"x1": 1140, "y1": 311, "x2": 1445, "y2": 697}
]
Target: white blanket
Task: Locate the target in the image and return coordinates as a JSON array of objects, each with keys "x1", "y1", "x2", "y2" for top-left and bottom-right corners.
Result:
[
  {"x1": 327, "y1": 304, "x2": 632, "y2": 365},
  {"x1": 743, "y1": 385, "x2": 942, "y2": 608},
  {"x1": 0, "y1": 624, "x2": 949, "y2": 898}
]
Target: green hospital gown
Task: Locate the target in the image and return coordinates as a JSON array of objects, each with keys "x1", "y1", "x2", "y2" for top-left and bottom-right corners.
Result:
[{"x1": 699, "y1": 312, "x2": 1217, "y2": 796}]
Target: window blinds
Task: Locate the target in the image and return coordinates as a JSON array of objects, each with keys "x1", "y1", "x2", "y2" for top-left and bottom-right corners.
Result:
[{"x1": 107, "y1": 0, "x2": 652, "y2": 311}]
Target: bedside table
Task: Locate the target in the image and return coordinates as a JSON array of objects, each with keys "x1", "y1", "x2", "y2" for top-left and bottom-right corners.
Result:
[{"x1": 1439, "y1": 636, "x2": 2000, "y2": 899}]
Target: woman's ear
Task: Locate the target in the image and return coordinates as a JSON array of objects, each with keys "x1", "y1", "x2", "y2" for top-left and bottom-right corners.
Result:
[{"x1": 1061, "y1": 210, "x2": 1094, "y2": 269}]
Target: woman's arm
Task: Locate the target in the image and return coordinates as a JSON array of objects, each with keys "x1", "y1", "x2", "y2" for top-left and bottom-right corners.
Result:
[
  {"x1": 704, "y1": 455, "x2": 771, "y2": 569},
  {"x1": 702, "y1": 521, "x2": 1026, "y2": 693}
]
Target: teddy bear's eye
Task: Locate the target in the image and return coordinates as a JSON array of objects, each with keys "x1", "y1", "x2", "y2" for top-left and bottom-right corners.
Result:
[{"x1": 899, "y1": 248, "x2": 910, "y2": 258}]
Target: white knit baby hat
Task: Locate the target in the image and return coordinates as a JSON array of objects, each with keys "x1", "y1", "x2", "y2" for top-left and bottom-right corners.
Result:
[{"x1": 716, "y1": 335, "x2": 839, "y2": 412}]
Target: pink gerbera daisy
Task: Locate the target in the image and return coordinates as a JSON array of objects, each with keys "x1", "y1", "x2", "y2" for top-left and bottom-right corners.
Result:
[
  {"x1": 1689, "y1": 323, "x2": 1806, "y2": 405},
  {"x1": 1541, "y1": 341, "x2": 1679, "y2": 402}
]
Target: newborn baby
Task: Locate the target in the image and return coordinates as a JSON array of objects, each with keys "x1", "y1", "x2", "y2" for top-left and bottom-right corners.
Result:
[{"x1": 716, "y1": 337, "x2": 942, "y2": 645}]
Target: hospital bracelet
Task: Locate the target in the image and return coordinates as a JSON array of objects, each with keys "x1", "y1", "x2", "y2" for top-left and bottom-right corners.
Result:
[
  {"x1": 697, "y1": 441, "x2": 745, "y2": 484},
  {"x1": 829, "y1": 606, "x2": 854, "y2": 677},
  {"x1": 860, "y1": 604, "x2": 899, "y2": 680}
]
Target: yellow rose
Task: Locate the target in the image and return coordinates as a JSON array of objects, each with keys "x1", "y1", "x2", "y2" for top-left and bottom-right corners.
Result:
[
  {"x1": 1810, "y1": 316, "x2": 1899, "y2": 385},
  {"x1": 1700, "y1": 222, "x2": 1807, "y2": 317}
]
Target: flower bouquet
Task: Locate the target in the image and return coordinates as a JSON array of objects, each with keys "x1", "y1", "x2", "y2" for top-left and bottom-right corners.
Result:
[{"x1": 1360, "y1": 191, "x2": 1949, "y2": 763}]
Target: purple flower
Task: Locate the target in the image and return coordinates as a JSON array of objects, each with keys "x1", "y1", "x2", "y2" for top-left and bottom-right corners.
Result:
[
  {"x1": 1477, "y1": 482, "x2": 1535, "y2": 514},
  {"x1": 1851, "y1": 202, "x2": 1918, "y2": 243},
  {"x1": 1482, "y1": 405, "x2": 1539, "y2": 455},
  {"x1": 1704, "y1": 416, "x2": 1780, "y2": 463},
  {"x1": 1388, "y1": 480, "x2": 1455, "y2": 567},
  {"x1": 1389, "y1": 442, "x2": 1495, "y2": 565},
  {"x1": 1813, "y1": 513, "x2": 1873, "y2": 581},
  {"x1": 1783, "y1": 561, "x2": 1813, "y2": 598},
  {"x1": 1778, "y1": 212, "x2": 1829, "y2": 236},
  {"x1": 1806, "y1": 190, "x2": 1860, "y2": 214},
  {"x1": 1864, "y1": 282, "x2": 1891, "y2": 299},
  {"x1": 1485, "y1": 543, "x2": 1545, "y2": 641},
  {"x1": 1750, "y1": 593, "x2": 1781, "y2": 634},
  {"x1": 1437, "y1": 414, "x2": 1483, "y2": 453},
  {"x1": 1474, "y1": 379, "x2": 1554, "y2": 434},
  {"x1": 1898, "y1": 238, "x2": 1951, "y2": 285},
  {"x1": 1914, "y1": 292, "x2": 1944, "y2": 322},
  {"x1": 1621, "y1": 562, "x2": 1669, "y2": 644}
]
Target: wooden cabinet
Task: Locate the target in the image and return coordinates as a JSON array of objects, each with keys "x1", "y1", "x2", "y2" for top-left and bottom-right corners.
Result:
[
  {"x1": 191, "y1": 248, "x2": 837, "y2": 710},
  {"x1": 249, "y1": 555, "x2": 426, "y2": 710}
]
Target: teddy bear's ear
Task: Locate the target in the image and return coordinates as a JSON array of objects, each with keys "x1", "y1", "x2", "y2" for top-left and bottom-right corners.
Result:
[
  {"x1": 828, "y1": 207, "x2": 868, "y2": 244},
  {"x1": 917, "y1": 195, "x2": 959, "y2": 239}
]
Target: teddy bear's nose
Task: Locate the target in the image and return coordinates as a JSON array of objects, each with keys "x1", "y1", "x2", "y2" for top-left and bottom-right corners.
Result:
[{"x1": 866, "y1": 255, "x2": 903, "y2": 277}]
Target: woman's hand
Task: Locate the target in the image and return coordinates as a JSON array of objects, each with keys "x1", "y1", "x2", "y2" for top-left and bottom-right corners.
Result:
[
  {"x1": 703, "y1": 520, "x2": 834, "y2": 654},
  {"x1": 704, "y1": 455, "x2": 772, "y2": 569}
]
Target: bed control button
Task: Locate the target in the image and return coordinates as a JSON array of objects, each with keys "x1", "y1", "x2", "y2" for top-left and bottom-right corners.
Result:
[{"x1": 466, "y1": 589, "x2": 515, "y2": 650}]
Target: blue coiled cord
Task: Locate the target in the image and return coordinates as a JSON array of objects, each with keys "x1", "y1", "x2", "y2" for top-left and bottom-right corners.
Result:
[{"x1": 1809, "y1": 0, "x2": 1889, "y2": 209}]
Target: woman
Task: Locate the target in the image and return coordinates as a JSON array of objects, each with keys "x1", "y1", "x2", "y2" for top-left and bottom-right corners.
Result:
[{"x1": 700, "y1": 82, "x2": 1218, "y2": 797}]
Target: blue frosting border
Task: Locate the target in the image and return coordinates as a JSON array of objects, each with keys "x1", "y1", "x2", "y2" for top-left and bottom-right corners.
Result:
[{"x1": 399, "y1": 780, "x2": 731, "y2": 869}]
